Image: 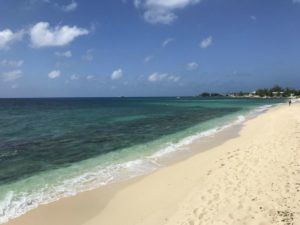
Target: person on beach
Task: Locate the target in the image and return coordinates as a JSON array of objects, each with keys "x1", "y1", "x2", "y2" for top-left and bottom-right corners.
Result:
[{"x1": 289, "y1": 99, "x2": 292, "y2": 106}]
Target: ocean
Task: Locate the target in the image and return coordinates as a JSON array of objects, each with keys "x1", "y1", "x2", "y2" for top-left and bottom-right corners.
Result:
[{"x1": 0, "y1": 97, "x2": 284, "y2": 223}]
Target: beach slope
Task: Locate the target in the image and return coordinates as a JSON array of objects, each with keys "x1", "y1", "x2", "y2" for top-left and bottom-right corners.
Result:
[{"x1": 8, "y1": 103, "x2": 300, "y2": 225}]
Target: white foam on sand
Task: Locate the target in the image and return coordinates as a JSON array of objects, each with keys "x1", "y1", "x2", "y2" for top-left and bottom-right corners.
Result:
[{"x1": 148, "y1": 115, "x2": 246, "y2": 159}]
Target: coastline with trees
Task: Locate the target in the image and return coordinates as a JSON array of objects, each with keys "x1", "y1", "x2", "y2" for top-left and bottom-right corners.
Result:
[{"x1": 200, "y1": 85, "x2": 300, "y2": 98}]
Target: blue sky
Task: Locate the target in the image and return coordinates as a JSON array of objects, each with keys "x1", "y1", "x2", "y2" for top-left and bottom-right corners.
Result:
[{"x1": 1, "y1": 0, "x2": 300, "y2": 97}]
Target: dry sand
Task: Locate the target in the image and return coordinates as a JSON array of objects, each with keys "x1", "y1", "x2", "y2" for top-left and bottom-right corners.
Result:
[{"x1": 7, "y1": 102, "x2": 300, "y2": 225}]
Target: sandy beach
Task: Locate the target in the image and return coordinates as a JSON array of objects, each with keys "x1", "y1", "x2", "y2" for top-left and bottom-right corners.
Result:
[{"x1": 7, "y1": 102, "x2": 300, "y2": 225}]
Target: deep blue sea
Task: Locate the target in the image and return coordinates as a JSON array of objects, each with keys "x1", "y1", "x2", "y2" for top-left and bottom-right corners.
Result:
[{"x1": 0, "y1": 97, "x2": 284, "y2": 223}]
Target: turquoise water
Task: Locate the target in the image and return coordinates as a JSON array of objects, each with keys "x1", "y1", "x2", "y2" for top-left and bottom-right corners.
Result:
[{"x1": 0, "y1": 97, "x2": 284, "y2": 223}]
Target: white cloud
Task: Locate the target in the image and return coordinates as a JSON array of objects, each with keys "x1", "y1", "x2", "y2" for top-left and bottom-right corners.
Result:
[
  {"x1": 82, "y1": 49, "x2": 94, "y2": 61},
  {"x1": 293, "y1": 0, "x2": 300, "y2": 3},
  {"x1": 61, "y1": 1, "x2": 78, "y2": 12},
  {"x1": 162, "y1": 38, "x2": 174, "y2": 47},
  {"x1": 148, "y1": 72, "x2": 167, "y2": 82},
  {"x1": 167, "y1": 75, "x2": 180, "y2": 82},
  {"x1": 1, "y1": 70, "x2": 22, "y2": 82},
  {"x1": 30, "y1": 22, "x2": 89, "y2": 48},
  {"x1": 48, "y1": 70, "x2": 61, "y2": 79},
  {"x1": 86, "y1": 75, "x2": 95, "y2": 80},
  {"x1": 55, "y1": 50, "x2": 72, "y2": 58},
  {"x1": 144, "y1": 55, "x2": 153, "y2": 63},
  {"x1": 186, "y1": 62, "x2": 199, "y2": 70},
  {"x1": 0, "y1": 29, "x2": 23, "y2": 50},
  {"x1": 250, "y1": 15, "x2": 257, "y2": 21},
  {"x1": 111, "y1": 69, "x2": 123, "y2": 80},
  {"x1": 200, "y1": 36, "x2": 213, "y2": 49},
  {"x1": 29, "y1": 0, "x2": 77, "y2": 12},
  {"x1": 144, "y1": 9, "x2": 177, "y2": 24},
  {"x1": 1, "y1": 59, "x2": 24, "y2": 67},
  {"x1": 145, "y1": 0, "x2": 200, "y2": 9},
  {"x1": 135, "y1": 0, "x2": 201, "y2": 24},
  {"x1": 148, "y1": 72, "x2": 180, "y2": 82},
  {"x1": 70, "y1": 74, "x2": 80, "y2": 80}
]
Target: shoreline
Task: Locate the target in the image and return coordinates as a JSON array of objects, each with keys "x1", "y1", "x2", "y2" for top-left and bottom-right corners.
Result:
[
  {"x1": 0, "y1": 102, "x2": 274, "y2": 224},
  {"x1": 5, "y1": 103, "x2": 298, "y2": 225},
  {"x1": 3, "y1": 109, "x2": 247, "y2": 224}
]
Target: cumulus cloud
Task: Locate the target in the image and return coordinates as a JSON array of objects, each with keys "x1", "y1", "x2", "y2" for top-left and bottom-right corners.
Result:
[
  {"x1": 145, "y1": 0, "x2": 200, "y2": 9},
  {"x1": 162, "y1": 38, "x2": 174, "y2": 47},
  {"x1": 55, "y1": 50, "x2": 72, "y2": 58},
  {"x1": 187, "y1": 62, "x2": 199, "y2": 70},
  {"x1": 48, "y1": 70, "x2": 61, "y2": 79},
  {"x1": 30, "y1": 22, "x2": 89, "y2": 48},
  {"x1": 148, "y1": 72, "x2": 167, "y2": 82},
  {"x1": 1, "y1": 70, "x2": 22, "y2": 82},
  {"x1": 1, "y1": 59, "x2": 24, "y2": 67},
  {"x1": 61, "y1": 0, "x2": 78, "y2": 12},
  {"x1": 144, "y1": 9, "x2": 177, "y2": 24},
  {"x1": 250, "y1": 15, "x2": 257, "y2": 21},
  {"x1": 199, "y1": 36, "x2": 213, "y2": 48},
  {"x1": 135, "y1": 0, "x2": 201, "y2": 24},
  {"x1": 148, "y1": 72, "x2": 180, "y2": 82},
  {"x1": 111, "y1": 69, "x2": 123, "y2": 80},
  {"x1": 0, "y1": 29, "x2": 23, "y2": 50}
]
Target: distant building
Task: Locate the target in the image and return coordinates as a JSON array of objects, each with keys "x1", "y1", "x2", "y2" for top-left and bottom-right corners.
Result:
[{"x1": 272, "y1": 91, "x2": 284, "y2": 97}]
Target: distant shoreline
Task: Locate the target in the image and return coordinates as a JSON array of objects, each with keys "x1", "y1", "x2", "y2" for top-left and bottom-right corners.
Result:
[{"x1": 0, "y1": 96, "x2": 296, "y2": 100}]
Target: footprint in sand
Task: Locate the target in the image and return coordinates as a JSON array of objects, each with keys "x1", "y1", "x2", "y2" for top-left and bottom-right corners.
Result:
[
  {"x1": 188, "y1": 219, "x2": 194, "y2": 225},
  {"x1": 193, "y1": 208, "x2": 199, "y2": 216}
]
